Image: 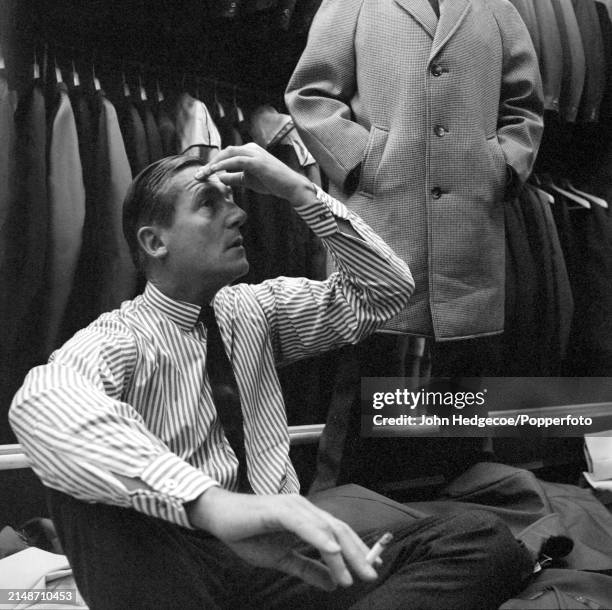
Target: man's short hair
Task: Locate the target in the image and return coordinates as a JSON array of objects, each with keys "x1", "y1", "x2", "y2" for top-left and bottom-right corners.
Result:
[{"x1": 122, "y1": 155, "x2": 205, "y2": 272}]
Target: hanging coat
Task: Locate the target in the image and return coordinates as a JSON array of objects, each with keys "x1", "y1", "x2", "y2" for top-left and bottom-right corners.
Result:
[
  {"x1": 92, "y1": 91, "x2": 137, "y2": 313},
  {"x1": 42, "y1": 82, "x2": 86, "y2": 357},
  {"x1": 531, "y1": 0, "x2": 563, "y2": 113},
  {"x1": 0, "y1": 80, "x2": 48, "y2": 364},
  {"x1": 118, "y1": 94, "x2": 149, "y2": 176},
  {"x1": 572, "y1": 0, "x2": 606, "y2": 122},
  {"x1": 552, "y1": 0, "x2": 586, "y2": 123},
  {"x1": 175, "y1": 92, "x2": 222, "y2": 163}
]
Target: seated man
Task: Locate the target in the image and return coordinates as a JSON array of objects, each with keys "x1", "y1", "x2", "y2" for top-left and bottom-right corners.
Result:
[{"x1": 9, "y1": 144, "x2": 532, "y2": 609}]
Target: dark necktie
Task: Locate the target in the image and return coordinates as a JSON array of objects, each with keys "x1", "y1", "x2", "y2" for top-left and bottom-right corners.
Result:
[
  {"x1": 428, "y1": 0, "x2": 440, "y2": 18},
  {"x1": 199, "y1": 305, "x2": 252, "y2": 493}
]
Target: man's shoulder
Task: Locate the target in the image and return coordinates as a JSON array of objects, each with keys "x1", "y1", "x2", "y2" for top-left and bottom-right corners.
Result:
[
  {"x1": 70, "y1": 298, "x2": 144, "y2": 345},
  {"x1": 92, "y1": 297, "x2": 141, "y2": 327},
  {"x1": 215, "y1": 283, "x2": 264, "y2": 318}
]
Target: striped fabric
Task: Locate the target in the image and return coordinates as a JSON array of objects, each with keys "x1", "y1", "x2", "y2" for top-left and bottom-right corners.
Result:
[{"x1": 9, "y1": 185, "x2": 414, "y2": 529}]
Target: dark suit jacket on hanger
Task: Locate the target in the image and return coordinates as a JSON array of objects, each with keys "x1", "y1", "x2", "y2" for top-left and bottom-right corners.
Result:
[
  {"x1": 93, "y1": 91, "x2": 137, "y2": 314},
  {"x1": 532, "y1": 0, "x2": 563, "y2": 114},
  {"x1": 0, "y1": 69, "x2": 18, "y2": 440},
  {"x1": 572, "y1": 0, "x2": 606, "y2": 122},
  {"x1": 600, "y1": 0, "x2": 612, "y2": 21},
  {"x1": 137, "y1": 99, "x2": 163, "y2": 164},
  {"x1": 595, "y1": 1, "x2": 612, "y2": 124},
  {"x1": 1, "y1": 80, "x2": 48, "y2": 367},
  {"x1": 118, "y1": 94, "x2": 149, "y2": 175},
  {"x1": 537, "y1": 189, "x2": 574, "y2": 362},
  {"x1": 63, "y1": 84, "x2": 99, "y2": 340},
  {"x1": 519, "y1": 186, "x2": 561, "y2": 375},
  {"x1": 565, "y1": 204, "x2": 612, "y2": 375},
  {"x1": 552, "y1": 0, "x2": 586, "y2": 123},
  {"x1": 503, "y1": 195, "x2": 541, "y2": 375},
  {"x1": 155, "y1": 100, "x2": 177, "y2": 156},
  {"x1": 0, "y1": 70, "x2": 15, "y2": 258}
]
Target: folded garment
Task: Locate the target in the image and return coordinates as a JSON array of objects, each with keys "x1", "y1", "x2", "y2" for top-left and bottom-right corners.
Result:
[{"x1": 0, "y1": 526, "x2": 28, "y2": 560}]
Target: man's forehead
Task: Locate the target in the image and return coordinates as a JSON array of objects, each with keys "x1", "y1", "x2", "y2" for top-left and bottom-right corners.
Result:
[{"x1": 174, "y1": 166, "x2": 224, "y2": 191}]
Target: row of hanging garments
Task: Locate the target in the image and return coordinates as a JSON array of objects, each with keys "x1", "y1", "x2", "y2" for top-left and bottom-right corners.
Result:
[
  {"x1": 509, "y1": 0, "x2": 612, "y2": 123},
  {"x1": 0, "y1": 48, "x2": 326, "y2": 443},
  {"x1": 503, "y1": 180, "x2": 612, "y2": 377},
  {"x1": 211, "y1": 0, "x2": 322, "y2": 33},
  {"x1": 502, "y1": 0, "x2": 612, "y2": 377}
]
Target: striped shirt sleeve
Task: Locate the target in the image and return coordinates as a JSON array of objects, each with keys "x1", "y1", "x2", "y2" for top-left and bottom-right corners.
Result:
[
  {"x1": 8, "y1": 322, "x2": 217, "y2": 528},
  {"x1": 251, "y1": 184, "x2": 415, "y2": 364}
]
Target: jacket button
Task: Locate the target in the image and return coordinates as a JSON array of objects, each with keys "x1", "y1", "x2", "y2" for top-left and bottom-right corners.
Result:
[
  {"x1": 431, "y1": 64, "x2": 444, "y2": 77},
  {"x1": 431, "y1": 187, "x2": 443, "y2": 199},
  {"x1": 434, "y1": 125, "x2": 446, "y2": 137}
]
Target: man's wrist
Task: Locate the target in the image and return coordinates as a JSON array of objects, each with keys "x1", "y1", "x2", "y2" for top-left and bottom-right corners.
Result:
[
  {"x1": 287, "y1": 174, "x2": 319, "y2": 208},
  {"x1": 185, "y1": 484, "x2": 224, "y2": 532}
]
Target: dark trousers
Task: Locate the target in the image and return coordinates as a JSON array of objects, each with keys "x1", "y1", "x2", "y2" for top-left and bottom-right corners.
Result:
[
  {"x1": 46, "y1": 486, "x2": 531, "y2": 610},
  {"x1": 311, "y1": 333, "x2": 502, "y2": 492}
]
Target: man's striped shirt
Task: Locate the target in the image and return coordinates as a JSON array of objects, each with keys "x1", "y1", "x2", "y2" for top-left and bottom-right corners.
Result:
[{"x1": 10, "y1": 186, "x2": 414, "y2": 528}]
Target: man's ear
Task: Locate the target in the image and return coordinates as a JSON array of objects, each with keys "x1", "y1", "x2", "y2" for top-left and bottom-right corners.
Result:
[{"x1": 137, "y1": 225, "x2": 168, "y2": 261}]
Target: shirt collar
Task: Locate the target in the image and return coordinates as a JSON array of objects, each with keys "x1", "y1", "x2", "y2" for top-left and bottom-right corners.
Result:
[{"x1": 142, "y1": 282, "x2": 202, "y2": 331}]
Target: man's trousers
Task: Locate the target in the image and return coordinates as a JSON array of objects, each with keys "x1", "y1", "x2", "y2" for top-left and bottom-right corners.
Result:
[{"x1": 46, "y1": 484, "x2": 532, "y2": 609}]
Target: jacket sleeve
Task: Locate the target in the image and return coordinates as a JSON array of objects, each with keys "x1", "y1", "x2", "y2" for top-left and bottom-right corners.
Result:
[
  {"x1": 284, "y1": 0, "x2": 369, "y2": 192},
  {"x1": 493, "y1": 0, "x2": 545, "y2": 185}
]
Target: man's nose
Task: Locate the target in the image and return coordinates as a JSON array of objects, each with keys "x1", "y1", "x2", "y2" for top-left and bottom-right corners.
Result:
[{"x1": 225, "y1": 200, "x2": 247, "y2": 227}]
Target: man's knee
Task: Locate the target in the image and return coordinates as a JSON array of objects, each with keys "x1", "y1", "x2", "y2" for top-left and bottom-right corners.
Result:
[
  {"x1": 438, "y1": 510, "x2": 533, "y2": 584},
  {"x1": 45, "y1": 488, "x2": 223, "y2": 609}
]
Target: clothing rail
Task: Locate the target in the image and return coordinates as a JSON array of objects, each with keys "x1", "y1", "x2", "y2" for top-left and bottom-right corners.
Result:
[
  {"x1": 0, "y1": 424, "x2": 326, "y2": 471},
  {"x1": 3, "y1": 400, "x2": 611, "y2": 472},
  {"x1": 29, "y1": 38, "x2": 273, "y2": 102}
]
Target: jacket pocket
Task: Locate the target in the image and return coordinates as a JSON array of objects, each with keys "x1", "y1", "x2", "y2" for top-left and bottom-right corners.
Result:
[{"x1": 359, "y1": 125, "x2": 389, "y2": 196}]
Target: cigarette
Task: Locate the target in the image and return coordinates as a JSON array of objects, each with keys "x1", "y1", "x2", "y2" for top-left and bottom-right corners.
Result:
[{"x1": 365, "y1": 531, "x2": 393, "y2": 565}]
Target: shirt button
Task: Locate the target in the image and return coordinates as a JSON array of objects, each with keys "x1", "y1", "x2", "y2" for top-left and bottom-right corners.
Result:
[
  {"x1": 318, "y1": 212, "x2": 328, "y2": 220},
  {"x1": 164, "y1": 480, "x2": 177, "y2": 491},
  {"x1": 431, "y1": 64, "x2": 444, "y2": 77},
  {"x1": 434, "y1": 125, "x2": 447, "y2": 137},
  {"x1": 431, "y1": 187, "x2": 443, "y2": 199}
]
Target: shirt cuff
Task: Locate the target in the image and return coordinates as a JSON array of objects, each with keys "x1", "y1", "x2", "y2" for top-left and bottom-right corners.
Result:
[
  {"x1": 132, "y1": 452, "x2": 219, "y2": 528},
  {"x1": 292, "y1": 183, "x2": 348, "y2": 238}
]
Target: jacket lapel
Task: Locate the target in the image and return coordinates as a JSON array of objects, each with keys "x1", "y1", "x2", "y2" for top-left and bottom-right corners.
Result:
[
  {"x1": 430, "y1": 0, "x2": 472, "y2": 59},
  {"x1": 394, "y1": 0, "x2": 438, "y2": 39}
]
